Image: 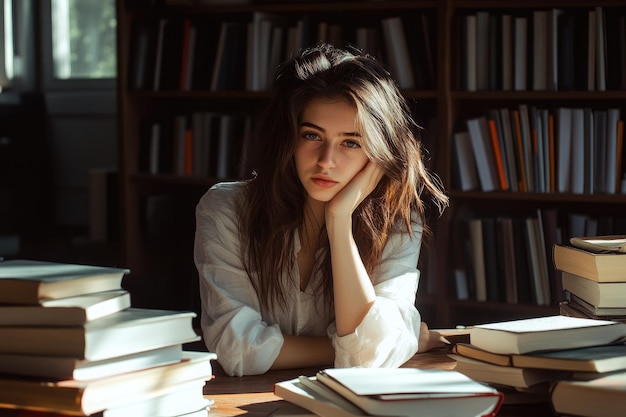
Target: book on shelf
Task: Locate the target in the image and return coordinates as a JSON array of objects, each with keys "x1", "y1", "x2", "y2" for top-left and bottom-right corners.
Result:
[
  {"x1": 553, "y1": 244, "x2": 626, "y2": 282},
  {"x1": 551, "y1": 371, "x2": 626, "y2": 417},
  {"x1": 210, "y1": 21, "x2": 247, "y2": 91},
  {"x1": 128, "y1": 18, "x2": 158, "y2": 91},
  {"x1": 0, "y1": 344, "x2": 183, "y2": 381},
  {"x1": 481, "y1": 217, "x2": 503, "y2": 302},
  {"x1": 532, "y1": 10, "x2": 548, "y2": 91},
  {"x1": 274, "y1": 367, "x2": 503, "y2": 417},
  {"x1": 380, "y1": 17, "x2": 415, "y2": 90},
  {"x1": 453, "y1": 132, "x2": 480, "y2": 191},
  {"x1": 474, "y1": 11, "x2": 489, "y2": 91},
  {"x1": 0, "y1": 351, "x2": 216, "y2": 417},
  {"x1": 562, "y1": 270, "x2": 626, "y2": 309},
  {"x1": 178, "y1": 18, "x2": 196, "y2": 91},
  {"x1": 0, "y1": 308, "x2": 200, "y2": 360},
  {"x1": 0, "y1": 260, "x2": 129, "y2": 305},
  {"x1": 0, "y1": 290, "x2": 130, "y2": 326},
  {"x1": 467, "y1": 218, "x2": 487, "y2": 302},
  {"x1": 513, "y1": 16, "x2": 527, "y2": 91},
  {"x1": 450, "y1": 354, "x2": 568, "y2": 389},
  {"x1": 469, "y1": 315, "x2": 626, "y2": 355},
  {"x1": 463, "y1": 14, "x2": 477, "y2": 92},
  {"x1": 466, "y1": 117, "x2": 499, "y2": 192}
]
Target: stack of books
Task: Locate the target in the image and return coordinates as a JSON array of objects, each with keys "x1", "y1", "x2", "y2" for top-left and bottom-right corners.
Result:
[
  {"x1": 0, "y1": 259, "x2": 216, "y2": 417},
  {"x1": 553, "y1": 236, "x2": 626, "y2": 322},
  {"x1": 274, "y1": 367, "x2": 504, "y2": 417},
  {"x1": 450, "y1": 315, "x2": 626, "y2": 417}
]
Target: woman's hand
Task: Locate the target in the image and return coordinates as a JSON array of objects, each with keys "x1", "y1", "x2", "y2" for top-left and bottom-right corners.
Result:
[
  {"x1": 417, "y1": 322, "x2": 449, "y2": 353},
  {"x1": 326, "y1": 161, "x2": 384, "y2": 220}
]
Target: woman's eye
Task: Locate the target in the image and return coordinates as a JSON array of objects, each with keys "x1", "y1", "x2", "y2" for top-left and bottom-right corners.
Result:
[
  {"x1": 344, "y1": 140, "x2": 361, "y2": 149},
  {"x1": 303, "y1": 132, "x2": 320, "y2": 141}
]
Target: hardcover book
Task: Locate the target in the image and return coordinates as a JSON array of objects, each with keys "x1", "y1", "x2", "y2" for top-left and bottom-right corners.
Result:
[
  {"x1": 553, "y1": 244, "x2": 626, "y2": 282},
  {"x1": 0, "y1": 260, "x2": 129, "y2": 305},
  {"x1": 469, "y1": 315, "x2": 626, "y2": 355},
  {"x1": 0, "y1": 290, "x2": 131, "y2": 326},
  {"x1": 0, "y1": 308, "x2": 200, "y2": 360},
  {"x1": 276, "y1": 367, "x2": 504, "y2": 417},
  {"x1": 0, "y1": 344, "x2": 183, "y2": 380},
  {"x1": 0, "y1": 352, "x2": 216, "y2": 416},
  {"x1": 551, "y1": 371, "x2": 626, "y2": 417}
]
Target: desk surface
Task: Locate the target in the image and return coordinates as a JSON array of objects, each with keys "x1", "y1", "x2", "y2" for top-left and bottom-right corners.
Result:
[{"x1": 203, "y1": 348, "x2": 556, "y2": 417}]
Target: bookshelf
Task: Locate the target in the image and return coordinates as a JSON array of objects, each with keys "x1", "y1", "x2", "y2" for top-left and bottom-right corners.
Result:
[{"x1": 116, "y1": 0, "x2": 626, "y2": 327}]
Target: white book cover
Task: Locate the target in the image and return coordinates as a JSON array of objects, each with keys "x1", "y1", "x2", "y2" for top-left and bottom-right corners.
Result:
[
  {"x1": 381, "y1": 17, "x2": 415, "y2": 89},
  {"x1": 452, "y1": 131, "x2": 479, "y2": 191},
  {"x1": 470, "y1": 315, "x2": 626, "y2": 355},
  {"x1": 466, "y1": 117, "x2": 499, "y2": 191}
]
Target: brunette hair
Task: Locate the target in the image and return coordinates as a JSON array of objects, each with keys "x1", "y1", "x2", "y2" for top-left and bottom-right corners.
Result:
[{"x1": 238, "y1": 43, "x2": 448, "y2": 313}]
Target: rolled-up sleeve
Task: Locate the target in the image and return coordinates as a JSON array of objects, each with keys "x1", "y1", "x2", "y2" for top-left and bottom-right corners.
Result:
[
  {"x1": 330, "y1": 221, "x2": 423, "y2": 368},
  {"x1": 194, "y1": 183, "x2": 283, "y2": 376}
]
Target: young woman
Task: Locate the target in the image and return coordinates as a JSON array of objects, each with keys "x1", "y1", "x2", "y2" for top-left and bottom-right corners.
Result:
[{"x1": 194, "y1": 43, "x2": 449, "y2": 376}]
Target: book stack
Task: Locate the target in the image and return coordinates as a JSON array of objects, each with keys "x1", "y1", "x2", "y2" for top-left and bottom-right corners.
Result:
[
  {"x1": 0, "y1": 259, "x2": 216, "y2": 417},
  {"x1": 553, "y1": 236, "x2": 626, "y2": 322},
  {"x1": 450, "y1": 315, "x2": 626, "y2": 417},
  {"x1": 274, "y1": 367, "x2": 504, "y2": 417}
]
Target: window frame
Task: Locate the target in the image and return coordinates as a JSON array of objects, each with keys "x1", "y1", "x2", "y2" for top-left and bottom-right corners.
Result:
[{"x1": 40, "y1": 0, "x2": 117, "y2": 92}]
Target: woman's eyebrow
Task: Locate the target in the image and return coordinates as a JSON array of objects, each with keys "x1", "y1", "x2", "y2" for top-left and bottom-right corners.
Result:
[{"x1": 299, "y1": 122, "x2": 361, "y2": 137}]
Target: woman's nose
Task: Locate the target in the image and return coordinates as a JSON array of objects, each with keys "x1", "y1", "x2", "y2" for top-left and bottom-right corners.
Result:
[{"x1": 317, "y1": 143, "x2": 336, "y2": 168}]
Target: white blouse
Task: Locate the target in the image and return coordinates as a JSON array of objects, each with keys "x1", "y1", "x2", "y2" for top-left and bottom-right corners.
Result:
[{"x1": 194, "y1": 181, "x2": 424, "y2": 376}]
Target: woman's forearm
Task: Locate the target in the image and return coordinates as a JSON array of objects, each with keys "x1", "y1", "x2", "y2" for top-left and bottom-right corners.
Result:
[
  {"x1": 271, "y1": 335, "x2": 335, "y2": 370},
  {"x1": 326, "y1": 213, "x2": 376, "y2": 337}
]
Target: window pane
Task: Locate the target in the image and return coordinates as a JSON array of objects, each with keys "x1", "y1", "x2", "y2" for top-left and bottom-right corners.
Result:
[
  {"x1": 0, "y1": 0, "x2": 14, "y2": 88},
  {"x1": 51, "y1": 0, "x2": 116, "y2": 79}
]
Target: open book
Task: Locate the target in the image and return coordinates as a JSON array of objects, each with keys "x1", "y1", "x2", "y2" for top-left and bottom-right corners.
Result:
[
  {"x1": 570, "y1": 235, "x2": 626, "y2": 253},
  {"x1": 274, "y1": 367, "x2": 503, "y2": 417}
]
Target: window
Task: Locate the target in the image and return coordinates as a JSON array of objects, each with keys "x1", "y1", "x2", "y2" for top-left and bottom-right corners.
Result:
[
  {"x1": 0, "y1": 0, "x2": 35, "y2": 92},
  {"x1": 51, "y1": 0, "x2": 116, "y2": 80},
  {"x1": 42, "y1": 0, "x2": 117, "y2": 89}
]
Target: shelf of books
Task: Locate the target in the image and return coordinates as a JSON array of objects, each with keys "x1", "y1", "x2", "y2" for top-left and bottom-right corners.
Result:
[
  {"x1": 118, "y1": 0, "x2": 626, "y2": 327},
  {"x1": 441, "y1": 0, "x2": 626, "y2": 326},
  {"x1": 117, "y1": 0, "x2": 443, "y2": 317}
]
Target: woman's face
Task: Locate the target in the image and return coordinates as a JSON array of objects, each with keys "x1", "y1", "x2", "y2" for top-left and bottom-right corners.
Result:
[{"x1": 294, "y1": 97, "x2": 370, "y2": 203}]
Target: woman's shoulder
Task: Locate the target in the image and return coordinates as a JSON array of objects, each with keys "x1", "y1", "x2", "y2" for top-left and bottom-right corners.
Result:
[{"x1": 198, "y1": 181, "x2": 248, "y2": 213}]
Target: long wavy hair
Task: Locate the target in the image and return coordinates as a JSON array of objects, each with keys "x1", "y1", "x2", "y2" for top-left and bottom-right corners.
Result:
[{"x1": 238, "y1": 43, "x2": 448, "y2": 313}]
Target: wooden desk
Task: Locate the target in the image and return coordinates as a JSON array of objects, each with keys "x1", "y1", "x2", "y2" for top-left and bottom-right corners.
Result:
[{"x1": 203, "y1": 348, "x2": 556, "y2": 417}]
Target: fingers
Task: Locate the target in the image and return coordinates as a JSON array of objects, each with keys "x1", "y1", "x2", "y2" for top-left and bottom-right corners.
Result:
[{"x1": 417, "y1": 322, "x2": 450, "y2": 353}]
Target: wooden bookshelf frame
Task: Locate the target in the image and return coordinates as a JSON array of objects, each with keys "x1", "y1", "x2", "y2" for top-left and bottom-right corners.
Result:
[{"x1": 117, "y1": 0, "x2": 626, "y2": 327}]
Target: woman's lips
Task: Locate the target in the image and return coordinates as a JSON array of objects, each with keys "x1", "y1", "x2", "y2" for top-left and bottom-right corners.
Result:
[{"x1": 312, "y1": 177, "x2": 338, "y2": 188}]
